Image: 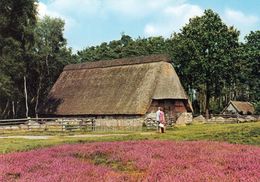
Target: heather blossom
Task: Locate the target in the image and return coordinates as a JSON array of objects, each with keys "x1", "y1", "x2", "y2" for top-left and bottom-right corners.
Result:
[{"x1": 0, "y1": 141, "x2": 259, "y2": 181}]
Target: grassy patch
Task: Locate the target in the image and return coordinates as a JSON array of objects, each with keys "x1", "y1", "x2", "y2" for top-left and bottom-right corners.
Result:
[
  {"x1": 0, "y1": 138, "x2": 63, "y2": 154},
  {"x1": 74, "y1": 151, "x2": 137, "y2": 172},
  {"x1": 6, "y1": 172, "x2": 21, "y2": 181},
  {"x1": 0, "y1": 122, "x2": 259, "y2": 154}
]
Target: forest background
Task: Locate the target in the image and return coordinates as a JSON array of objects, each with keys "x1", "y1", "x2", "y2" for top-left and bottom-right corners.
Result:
[{"x1": 0, "y1": 0, "x2": 259, "y2": 119}]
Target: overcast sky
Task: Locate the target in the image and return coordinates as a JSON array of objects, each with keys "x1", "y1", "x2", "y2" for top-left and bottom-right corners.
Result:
[{"x1": 38, "y1": 0, "x2": 260, "y2": 52}]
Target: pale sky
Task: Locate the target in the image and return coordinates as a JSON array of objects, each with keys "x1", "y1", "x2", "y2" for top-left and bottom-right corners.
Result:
[{"x1": 38, "y1": 0, "x2": 260, "y2": 52}]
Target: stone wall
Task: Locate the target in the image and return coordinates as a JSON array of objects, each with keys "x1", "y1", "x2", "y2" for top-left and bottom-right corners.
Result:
[
  {"x1": 192, "y1": 115, "x2": 260, "y2": 123},
  {"x1": 175, "y1": 112, "x2": 193, "y2": 125},
  {"x1": 146, "y1": 112, "x2": 193, "y2": 125},
  {"x1": 95, "y1": 117, "x2": 144, "y2": 127}
]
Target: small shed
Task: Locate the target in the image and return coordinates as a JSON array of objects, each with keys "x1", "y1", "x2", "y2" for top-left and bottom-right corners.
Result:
[
  {"x1": 222, "y1": 101, "x2": 255, "y2": 115},
  {"x1": 41, "y1": 55, "x2": 192, "y2": 126}
]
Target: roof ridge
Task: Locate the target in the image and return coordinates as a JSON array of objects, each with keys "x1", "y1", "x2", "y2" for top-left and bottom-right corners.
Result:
[
  {"x1": 230, "y1": 101, "x2": 240, "y2": 113},
  {"x1": 231, "y1": 100, "x2": 251, "y2": 104},
  {"x1": 64, "y1": 54, "x2": 170, "y2": 71}
]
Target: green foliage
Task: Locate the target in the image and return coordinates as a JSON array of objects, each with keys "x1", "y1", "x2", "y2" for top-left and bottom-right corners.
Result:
[
  {"x1": 228, "y1": 31, "x2": 259, "y2": 104},
  {"x1": 0, "y1": 0, "x2": 37, "y2": 48},
  {"x1": 243, "y1": 31, "x2": 260, "y2": 101},
  {"x1": 0, "y1": 1, "x2": 74, "y2": 118},
  {"x1": 254, "y1": 101, "x2": 260, "y2": 114},
  {"x1": 27, "y1": 16, "x2": 75, "y2": 116},
  {"x1": 77, "y1": 34, "x2": 170, "y2": 62},
  {"x1": 170, "y1": 9, "x2": 240, "y2": 116},
  {"x1": 0, "y1": 0, "x2": 38, "y2": 118}
]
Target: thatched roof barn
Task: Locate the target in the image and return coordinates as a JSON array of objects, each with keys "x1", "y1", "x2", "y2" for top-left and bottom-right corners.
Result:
[
  {"x1": 222, "y1": 101, "x2": 255, "y2": 115},
  {"x1": 42, "y1": 55, "x2": 192, "y2": 122}
]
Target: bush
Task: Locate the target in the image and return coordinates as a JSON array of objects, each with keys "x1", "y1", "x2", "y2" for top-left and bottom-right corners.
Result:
[{"x1": 254, "y1": 101, "x2": 260, "y2": 114}]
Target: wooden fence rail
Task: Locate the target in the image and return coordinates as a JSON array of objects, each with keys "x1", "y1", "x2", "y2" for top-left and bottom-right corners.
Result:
[
  {"x1": 0, "y1": 118, "x2": 143, "y2": 133},
  {"x1": 0, "y1": 117, "x2": 96, "y2": 133}
]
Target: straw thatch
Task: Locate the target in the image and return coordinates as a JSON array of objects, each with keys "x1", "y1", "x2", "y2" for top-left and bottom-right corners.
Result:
[
  {"x1": 222, "y1": 101, "x2": 255, "y2": 115},
  {"x1": 42, "y1": 55, "x2": 191, "y2": 116}
]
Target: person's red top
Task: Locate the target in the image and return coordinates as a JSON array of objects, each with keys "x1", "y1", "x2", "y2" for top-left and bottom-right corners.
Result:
[{"x1": 159, "y1": 111, "x2": 165, "y2": 124}]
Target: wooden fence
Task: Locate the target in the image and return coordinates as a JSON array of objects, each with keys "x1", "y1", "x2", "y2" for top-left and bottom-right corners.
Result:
[
  {"x1": 144, "y1": 117, "x2": 175, "y2": 130},
  {"x1": 0, "y1": 117, "x2": 143, "y2": 133},
  {"x1": 0, "y1": 118, "x2": 96, "y2": 133}
]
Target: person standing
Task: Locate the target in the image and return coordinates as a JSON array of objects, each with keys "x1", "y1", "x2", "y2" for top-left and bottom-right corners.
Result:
[{"x1": 159, "y1": 109, "x2": 166, "y2": 133}]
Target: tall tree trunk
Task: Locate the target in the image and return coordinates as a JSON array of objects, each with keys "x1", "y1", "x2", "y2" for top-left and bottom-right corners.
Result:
[
  {"x1": 35, "y1": 76, "x2": 43, "y2": 118},
  {"x1": 218, "y1": 97, "x2": 221, "y2": 112},
  {"x1": 16, "y1": 101, "x2": 20, "y2": 117},
  {"x1": 12, "y1": 101, "x2": 15, "y2": 118},
  {"x1": 24, "y1": 76, "x2": 29, "y2": 118},
  {"x1": 205, "y1": 82, "x2": 210, "y2": 120},
  {"x1": 1, "y1": 100, "x2": 10, "y2": 118},
  {"x1": 45, "y1": 55, "x2": 49, "y2": 75}
]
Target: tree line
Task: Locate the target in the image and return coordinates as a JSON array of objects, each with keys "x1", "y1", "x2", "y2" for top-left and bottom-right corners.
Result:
[
  {"x1": 0, "y1": 0, "x2": 76, "y2": 119},
  {"x1": 0, "y1": 0, "x2": 259, "y2": 119},
  {"x1": 78, "y1": 10, "x2": 259, "y2": 117}
]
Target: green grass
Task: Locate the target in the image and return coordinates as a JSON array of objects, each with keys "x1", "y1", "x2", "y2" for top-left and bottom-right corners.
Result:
[
  {"x1": 74, "y1": 151, "x2": 137, "y2": 172},
  {"x1": 0, "y1": 122, "x2": 259, "y2": 154}
]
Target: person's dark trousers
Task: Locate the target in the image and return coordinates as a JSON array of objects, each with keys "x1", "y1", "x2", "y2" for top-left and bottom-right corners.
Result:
[
  {"x1": 157, "y1": 121, "x2": 160, "y2": 131},
  {"x1": 161, "y1": 127, "x2": 164, "y2": 133}
]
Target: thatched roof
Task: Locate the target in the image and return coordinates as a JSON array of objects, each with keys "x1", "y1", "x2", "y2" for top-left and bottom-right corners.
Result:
[
  {"x1": 229, "y1": 101, "x2": 255, "y2": 114},
  {"x1": 42, "y1": 55, "x2": 191, "y2": 116},
  {"x1": 65, "y1": 54, "x2": 170, "y2": 70}
]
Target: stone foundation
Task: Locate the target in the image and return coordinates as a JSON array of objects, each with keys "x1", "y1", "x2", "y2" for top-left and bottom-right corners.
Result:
[{"x1": 95, "y1": 118, "x2": 144, "y2": 127}]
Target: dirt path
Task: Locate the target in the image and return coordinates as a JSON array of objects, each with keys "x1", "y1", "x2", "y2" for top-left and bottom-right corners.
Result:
[
  {"x1": 0, "y1": 134, "x2": 130, "y2": 140},
  {"x1": 0, "y1": 136, "x2": 51, "y2": 139}
]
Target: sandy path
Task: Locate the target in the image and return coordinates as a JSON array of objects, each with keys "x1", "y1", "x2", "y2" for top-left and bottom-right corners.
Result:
[{"x1": 0, "y1": 134, "x2": 130, "y2": 140}]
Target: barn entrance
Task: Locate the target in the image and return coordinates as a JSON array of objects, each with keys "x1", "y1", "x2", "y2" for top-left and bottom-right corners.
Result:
[{"x1": 147, "y1": 99, "x2": 189, "y2": 124}]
